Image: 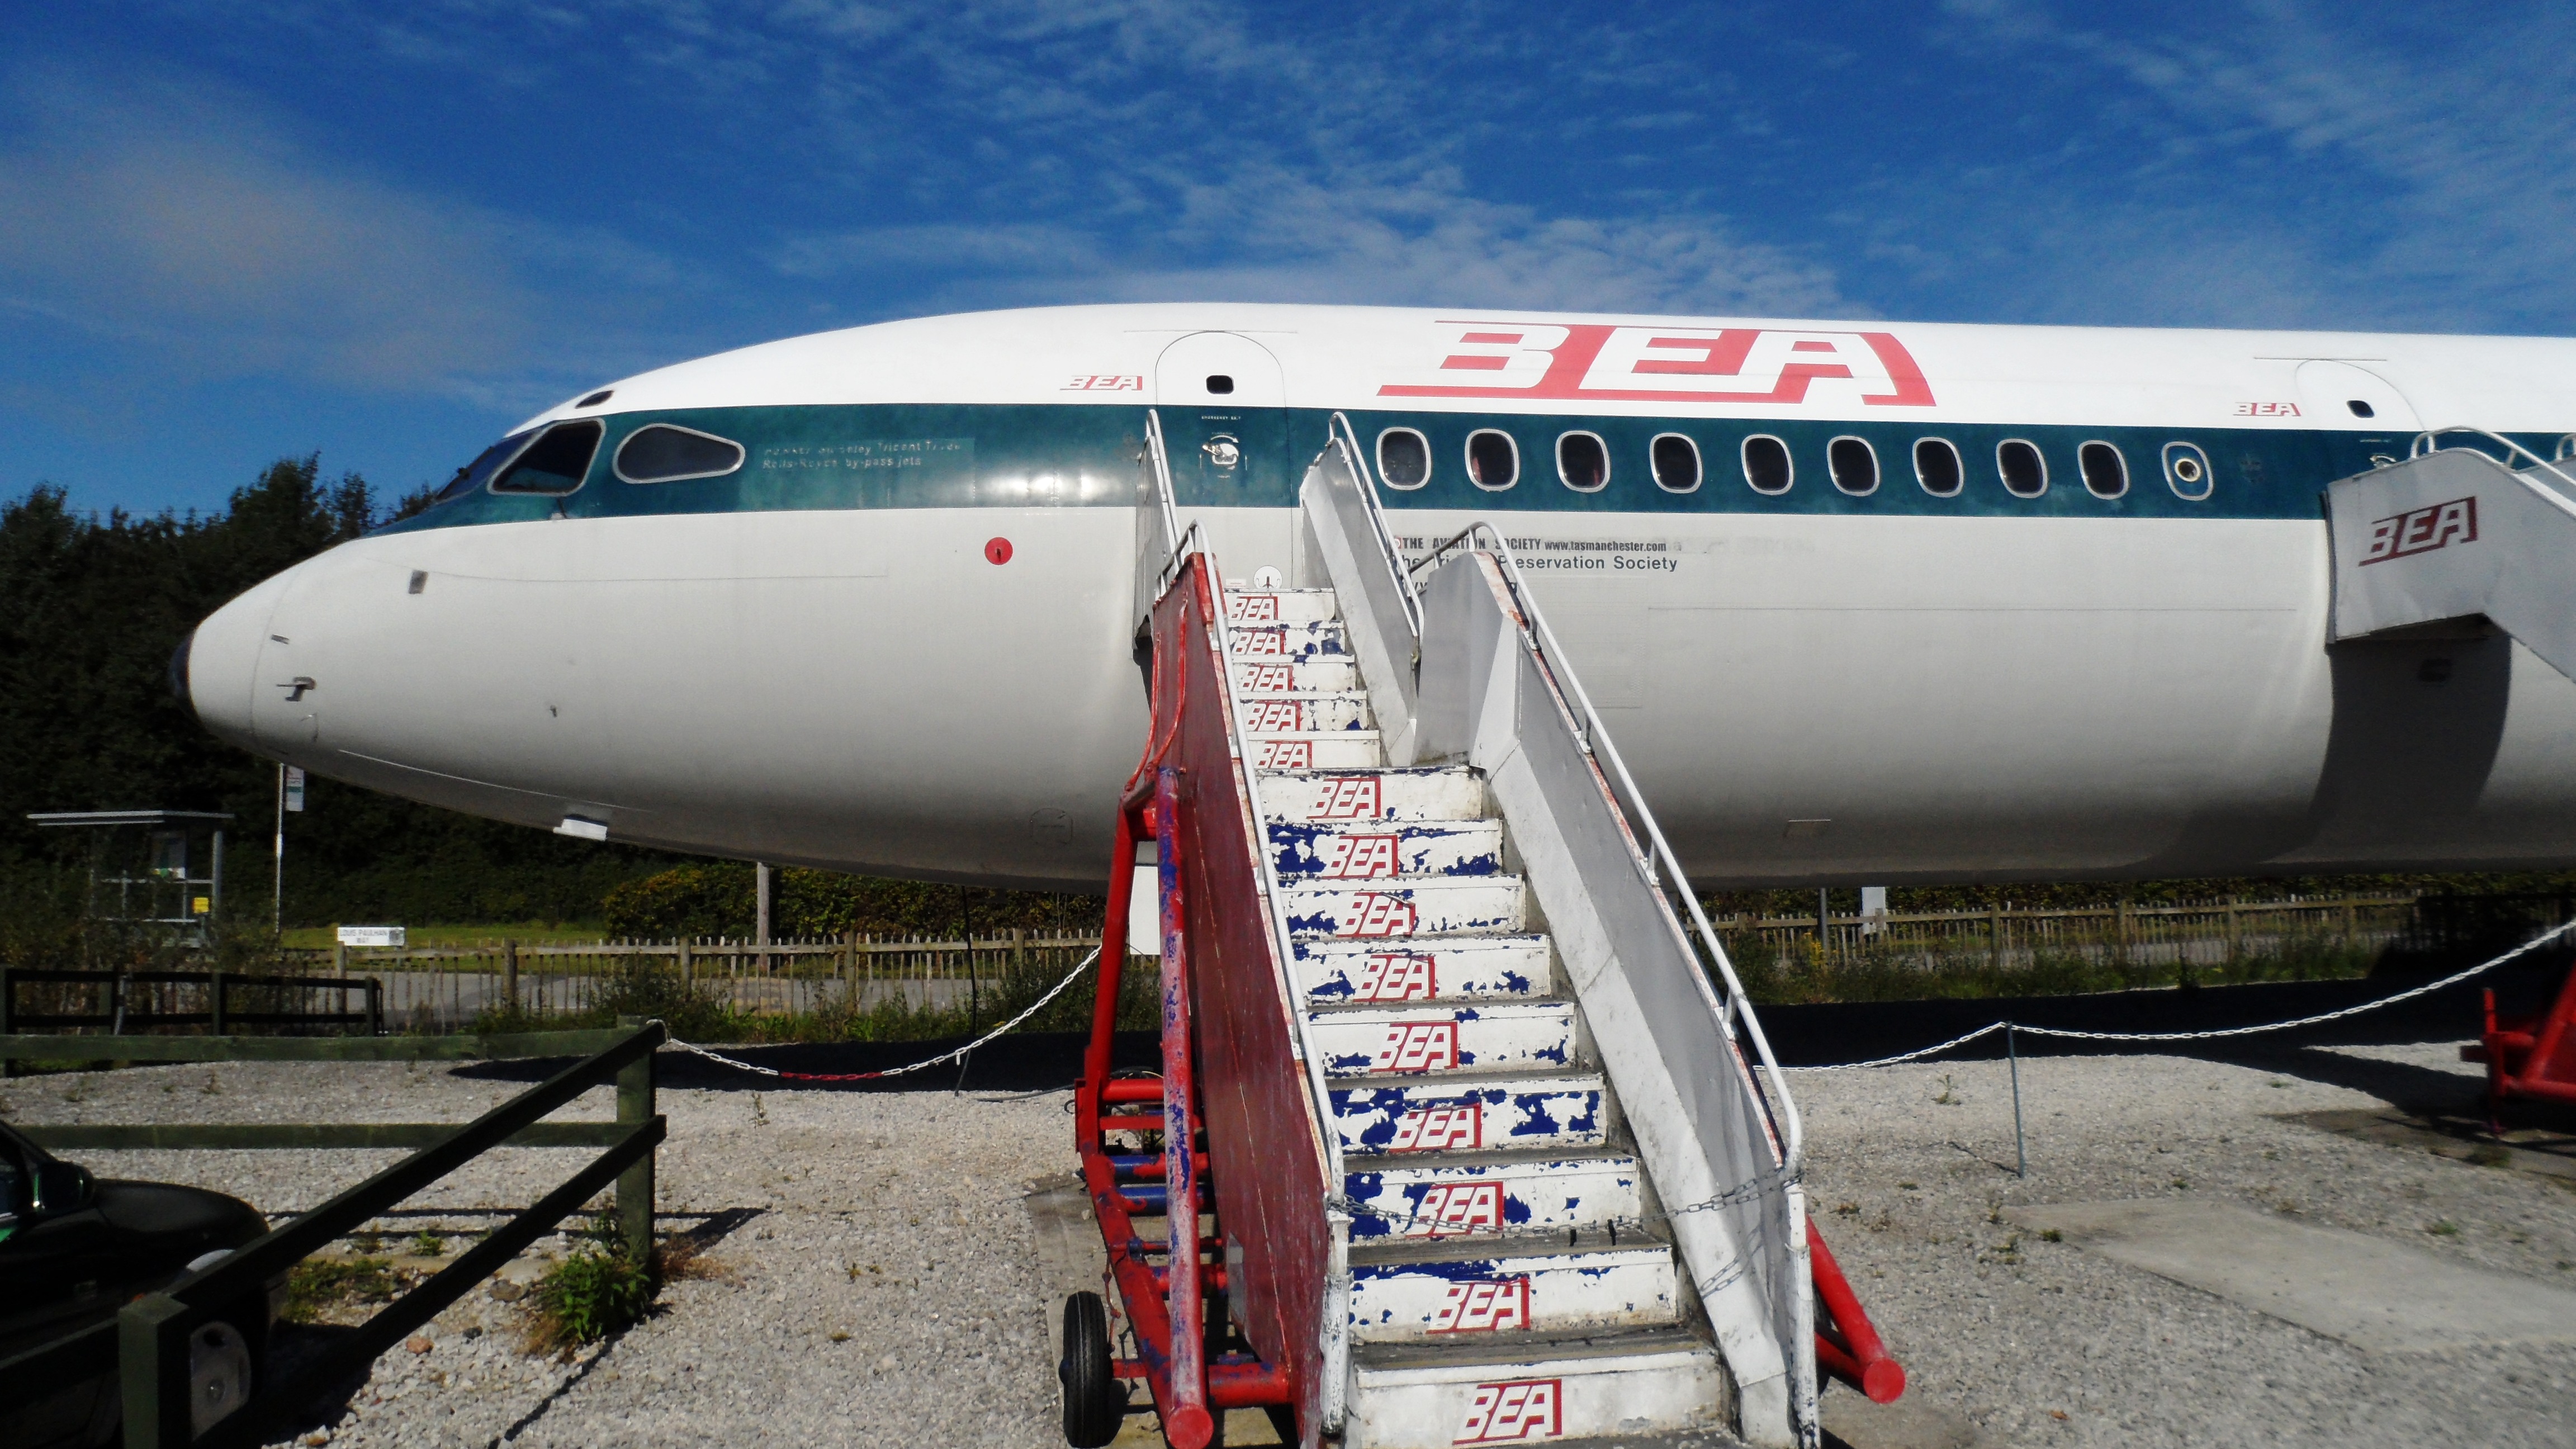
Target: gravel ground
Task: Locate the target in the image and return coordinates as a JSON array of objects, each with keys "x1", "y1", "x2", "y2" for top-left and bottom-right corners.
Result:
[
  {"x1": 1794, "y1": 1040, "x2": 2576, "y2": 1448},
  {"x1": 5, "y1": 1037, "x2": 2571, "y2": 1448}
]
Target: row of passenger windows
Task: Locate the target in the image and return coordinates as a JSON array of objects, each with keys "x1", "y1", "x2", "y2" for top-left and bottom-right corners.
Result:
[
  {"x1": 1376, "y1": 428, "x2": 2217, "y2": 501},
  {"x1": 435, "y1": 421, "x2": 748, "y2": 502}
]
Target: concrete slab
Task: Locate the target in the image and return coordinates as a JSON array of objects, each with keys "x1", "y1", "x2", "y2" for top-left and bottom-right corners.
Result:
[
  {"x1": 1021, "y1": 1176, "x2": 1290, "y2": 1447},
  {"x1": 1820, "y1": 1389, "x2": 1981, "y2": 1449},
  {"x1": 2007, "y1": 1199, "x2": 2576, "y2": 1353}
]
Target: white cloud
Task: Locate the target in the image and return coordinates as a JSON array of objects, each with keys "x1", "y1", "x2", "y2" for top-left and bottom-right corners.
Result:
[
  {"x1": 0, "y1": 63, "x2": 698, "y2": 405},
  {"x1": 1935, "y1": 0, "x2": 2576, "y2": 332}
]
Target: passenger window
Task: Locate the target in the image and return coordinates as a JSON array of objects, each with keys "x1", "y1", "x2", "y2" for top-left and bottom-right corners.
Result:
[
  {"x1": 2163, "y1": 442, "x2": 2213, "y2": 500},
  {"x1": 490, "y1": 420, "x2": 603, "y2": 495},
  {"x1": 1466, "y1": 429, "x2": 1519, "y2": 490},
  {"x1": 1650, "y1": 433, "x2": 1701, "y2": 493},
  {"x1": 1377, "y1": 428, "x2": 1431, "y2": 489},
  {"x1": 1828, "y1": 436, "x2": 1878, "y2": 495},
  {"x1": 2078, "y1": 441, "x2": 2128, "y2": 499},
  {"x1": 1741, "y1": 435, "x2": 1792, "y2": 495},
  {"x1": 1996, "y1": 439, "x2": 2047, "y2": 498},
  {"x1": 1914, "y1": 438, "x2": 1962, "y2": 497},
  {"x1": 614, "y1": 424, "x2": 746, "y2": 484},
  {"x1": 437, "y1": 432, "x2": 532, "y2": 503},
  {"x1": 2346, "y1": 399, "x2": 2374, "y2": 418},
  {"x1": 1556, "y1": 432, "x2": 1609, "y2": 492}
]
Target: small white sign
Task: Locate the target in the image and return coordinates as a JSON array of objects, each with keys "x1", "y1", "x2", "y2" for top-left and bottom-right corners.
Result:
[
  {"x1": 284, "y1": 765, "x2": 306, "y2": 812},
  {"x1": 337, "y1": 926, "x2": 405, "y2": 948}
]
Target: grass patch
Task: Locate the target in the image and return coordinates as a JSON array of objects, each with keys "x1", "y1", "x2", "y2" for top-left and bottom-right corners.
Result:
[
  {"x1": 518, "y1": 1213, "x2": 726, "y2": 1355},
  {"x1": 283, "y1": 1257, "x2": 406, "y2": 1323}
]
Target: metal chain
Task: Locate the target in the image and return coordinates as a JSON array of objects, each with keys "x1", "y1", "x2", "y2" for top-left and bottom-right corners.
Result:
[
  {"x1": 660, "y1": 946, "x2": 1100, "y2": 1083},
  {"x1": 1788, "y1": 917, "x2": 2575, "y2": 1071}
]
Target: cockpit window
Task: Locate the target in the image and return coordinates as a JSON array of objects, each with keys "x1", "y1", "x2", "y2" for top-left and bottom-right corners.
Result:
[
  {"x1": 489, "y1": 419, "x2": 604, "y2": 495},
  {"x1": 614, "y1": 424, "x2": 747, "y2": 484},
  {"x1": 434, "y1": 431, "x2": 533, "y2": 504}
]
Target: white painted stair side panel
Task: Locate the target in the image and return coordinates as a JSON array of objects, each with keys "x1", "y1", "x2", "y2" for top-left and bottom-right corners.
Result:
[{"x1": 1232, "y1": 657, "x2": 1359, "y2": 694}]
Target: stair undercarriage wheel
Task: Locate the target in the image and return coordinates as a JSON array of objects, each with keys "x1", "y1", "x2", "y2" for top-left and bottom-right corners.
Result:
[{"x1": 1059, "y1": 1291, "x2": 1123, "y2": 1448}]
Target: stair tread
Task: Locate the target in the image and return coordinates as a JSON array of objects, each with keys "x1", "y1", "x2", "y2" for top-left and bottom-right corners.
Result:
[
  {"x1": 1349, "y1": 1221, "x2": 1668, "y2": 1268},
  {"x1": 1334, "y1": 1064, "x2": 1602, "y2": 1091},
  {"x1": 1351, "y1": 1321, "x2": 1712, "y2": 1372},
  {"x1": 1308, "y1": 997, "x2": 1572, "y2": 1019},
  {"x1": 1347, "y1": 1145, "x2": 1636, "y2": 1174}
]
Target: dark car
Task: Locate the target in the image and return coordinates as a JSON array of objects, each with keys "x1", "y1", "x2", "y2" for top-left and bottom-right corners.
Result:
[{"x1": 0, "y1": 1121, "x2": 283, "y2": 1448}]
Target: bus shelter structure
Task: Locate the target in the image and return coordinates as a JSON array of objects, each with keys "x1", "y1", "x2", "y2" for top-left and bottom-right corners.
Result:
[{"x1": 26, "y1": 810, "x2": 233, "y2": 943}]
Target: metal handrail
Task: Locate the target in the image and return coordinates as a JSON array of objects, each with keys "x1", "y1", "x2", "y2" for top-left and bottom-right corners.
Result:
[
  {"x1": 1145, "y1": 409, "x2": 1190, "y2": 596},
  {"x1": 1413, "y1": 524, "x2": 1806, "y2": 1176},
  {"x1": 1325, "y1": 410, "x2": 1423, "y2": 637},
  {"x1": 2410, "y1": 425, "x2": 2576, "y2": 520}
]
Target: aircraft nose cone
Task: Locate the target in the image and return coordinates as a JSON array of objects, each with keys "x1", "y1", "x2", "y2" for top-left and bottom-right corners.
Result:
[{"x1": 184, "y1": 571, "x2": 293, "y2": 754}]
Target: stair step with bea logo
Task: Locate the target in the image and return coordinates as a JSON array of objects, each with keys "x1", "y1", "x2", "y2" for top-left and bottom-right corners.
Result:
[
  {"x1": 1262, "y1": 767, "x2": 1488, "y2": 825},
  {"x1": 1221, "y1": 588, "x2": 1342, "y2": 625},
  {"x1": 1284, "y1": 878, "x2": 1524, "y2": 939},
  {"x1": 1235, "y1": 693, "x2": 1374, "y2": 734},
  {"x1": 1345, "y1": 1230, "x2": 1679, "y2": 1343},
  {"x1": 1295, "y1": 935, "x2": 1555, "y2": 1006},
  {"x1": 1330, "y1": 1073, "x2": 1606, "y2": 1156},
  {"x1": 1340, "y1": 1149, "x2": 1643, "y2": 1242},
  {"x1": 1346, "y1": 1326, "x2": 1731, "y2": 1449},
  {"x1": 1308, "y1": 1002, "x2": 1576, "y2": 1078},
  {"x1": 1268, "y1": 820, "x2": 1503, "y2": 880}
]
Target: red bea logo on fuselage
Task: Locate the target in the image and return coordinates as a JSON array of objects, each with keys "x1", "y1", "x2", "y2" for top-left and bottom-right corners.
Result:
[{"x1": 1379, "y1": 322, "x2": 1935, "y2": 408}]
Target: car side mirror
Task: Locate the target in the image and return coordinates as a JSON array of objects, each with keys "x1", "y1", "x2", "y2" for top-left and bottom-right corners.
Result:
[{"x1": 30, "y1": 1161, "x2": 92, "y2": 1217}]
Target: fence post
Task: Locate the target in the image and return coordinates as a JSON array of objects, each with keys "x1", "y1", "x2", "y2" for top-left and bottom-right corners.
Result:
[
  {"x1": 333, "y1": 939, "x2": 347, "y2": 977},
  {"x1": 503, "y1": 939, "x2": 520, "y2": 1014},
  {"x1": 1988, "y1": 906, "x2": 2004, "y2": 969},
  {"x1": 2, "y1": 967, "x2": 12, "y2": 1076},
  {"x1": 117, "y1": 1291, "x2": 192, "y2": 1449},
  {"x1": 2224, "y1": 901, "x2": 2241, "y2": 965},
  {"x1": 366, "y1": 977, "x2": 382, "y2": 1036},
  {"x1": 209, "y1": 967, "x2": 225, "y2": 1035},
  {"x1": 615, "y1": 1018, "x2": 657, "y2": 1263},
  {"x1": 677, "y1": 937, "x2": 692, "y2": 986}
]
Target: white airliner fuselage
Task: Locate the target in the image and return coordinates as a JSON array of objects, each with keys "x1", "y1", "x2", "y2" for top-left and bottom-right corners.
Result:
[{"x1": 181, "y1": 304, "x2": 2576, "y2": 891}]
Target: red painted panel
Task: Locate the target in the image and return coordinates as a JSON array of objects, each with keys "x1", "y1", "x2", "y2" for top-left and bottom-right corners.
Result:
[{"x1": 1158, "y1": 558, "x2": 1333, "y2": 1440}]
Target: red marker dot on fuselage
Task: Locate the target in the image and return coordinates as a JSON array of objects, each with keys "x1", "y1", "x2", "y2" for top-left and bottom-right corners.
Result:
[{"x1": 985, "y1": 537, "x2": 1013, "y2": 565}]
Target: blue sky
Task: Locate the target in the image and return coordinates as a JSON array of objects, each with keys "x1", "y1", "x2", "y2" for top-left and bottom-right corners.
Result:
[{"x1": 6, "y1": 1, "x2": 2573, "y2": 515}]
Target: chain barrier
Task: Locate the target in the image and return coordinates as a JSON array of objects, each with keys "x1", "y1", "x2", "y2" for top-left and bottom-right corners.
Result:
[
  {"x1": 661, "y1": 946, "x2": 1100, "y2": 1083},
  {"x1": 1786, "y1": 917, "x2": 2576, "y2": 1072}
]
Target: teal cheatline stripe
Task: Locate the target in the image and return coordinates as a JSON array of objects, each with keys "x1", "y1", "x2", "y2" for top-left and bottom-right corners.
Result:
[{"x1": 376, "y1": 401, "x2": 2563, "y2": 534}]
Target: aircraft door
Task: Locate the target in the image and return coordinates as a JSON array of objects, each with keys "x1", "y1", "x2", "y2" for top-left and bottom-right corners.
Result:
[
  {"x1": 1155, "y1": 332, "x2": 1294, "y2": 575},
  {"x1": 2297, "y1": 361, "x2": 2423, "y2": 476}
]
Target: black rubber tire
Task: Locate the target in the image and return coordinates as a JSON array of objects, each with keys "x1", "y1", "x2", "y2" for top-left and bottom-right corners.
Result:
[{"x1": 1059, "y1": 1292, "x2": 1123, "y2": 1448}]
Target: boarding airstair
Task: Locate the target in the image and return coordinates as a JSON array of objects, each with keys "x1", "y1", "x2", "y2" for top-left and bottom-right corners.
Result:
[
  {"x1": 1066, "y1": 415, "x2": 1897, "y2": 1449},
  {"x1": 2327, "y1": 429, "x2": 2576, "y2": 680}
]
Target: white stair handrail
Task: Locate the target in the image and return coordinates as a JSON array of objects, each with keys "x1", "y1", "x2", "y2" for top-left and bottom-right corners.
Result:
[
  {"x1": 1414, "y1": 523, "x2": 1805, "y2": 1177},
  {"x1": 2410, "y1": 425, "x2": 2576, "y2": 522},
  {"x1": 1145, "y1": 409, "x2": 1191, "y2": 596},
  {"x1": 1325, "y1": 410, "x2": 1423, "y2": 637}
]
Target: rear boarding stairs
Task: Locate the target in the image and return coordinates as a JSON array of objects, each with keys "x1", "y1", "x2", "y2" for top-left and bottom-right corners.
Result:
[{"x1": 1062, "y1": 414, "x2": 1901, "y2": 1449}]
